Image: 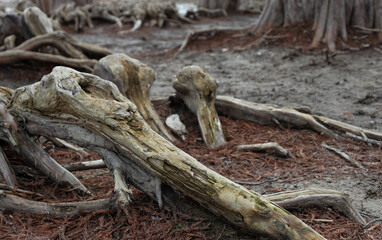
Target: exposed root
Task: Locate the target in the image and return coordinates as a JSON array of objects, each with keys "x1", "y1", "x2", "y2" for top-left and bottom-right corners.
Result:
[
  {"x1": 0, "y1": 31, "x2": 113, "y2": 71},
  {"x1": 235, "y1": 142, "x2": 295, "y2": 158},
  {"x1": 321, "y1": 143, "x2": 365, "y2": 169},
  {"x1": 14, "y1": 131, "x2": 91, "y2": 195},
  {"x1": 0, "y1": 190, "x2": 116, "y2": 217},
  {"x1": 265, "y1": 188, "x2": 366, "y2": 225},
  {"x1": 215, "y1": 96, "x2": 336, "y2": 138}
]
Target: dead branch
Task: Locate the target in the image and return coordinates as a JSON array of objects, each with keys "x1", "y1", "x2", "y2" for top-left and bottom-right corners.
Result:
[
  {"x1": 0, "y1": 49, "x2": 97, "y2": 71},
  {"x1": 235, "y1": 142, "x2": 295, "y2": 158},
  {"x1": 63, "y1": 159, "x2": 105, "y2": 172},
  {"x1": 321, "y1": 143, "x2": 365, "y2": 169},
  {"x1": 0, "y1": 190, "x2": 116, "y2": 217}
]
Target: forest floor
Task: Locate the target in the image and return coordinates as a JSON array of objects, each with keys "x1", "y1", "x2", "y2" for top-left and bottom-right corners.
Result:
[{"x1": 1, "y1": 12, "x2": 382, "y2": 240}]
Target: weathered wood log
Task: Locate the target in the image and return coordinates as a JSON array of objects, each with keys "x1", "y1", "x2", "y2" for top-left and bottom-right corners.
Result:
[
  {"x1": 93, "y1": 53, "x2": 175, "y2": 141},
  {"x1": 173, "y1": 66, "x2": 226, "y2": 148},
  {"x1": 8, "y1": 67, "x2": 325, "y2": 239}
]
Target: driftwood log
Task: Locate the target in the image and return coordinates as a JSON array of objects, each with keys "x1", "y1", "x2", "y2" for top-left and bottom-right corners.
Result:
[
  {"x1": 2, "y1": 64, "x2": 381, "y2": 238},
  {"x1": 0, "y1": 66, "x2": 328, "y2": 239}
]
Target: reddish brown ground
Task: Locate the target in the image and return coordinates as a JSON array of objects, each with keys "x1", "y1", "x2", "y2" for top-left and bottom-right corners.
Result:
[
  {"x1": 0, "y1": 101, "x2": 381, "y2": 240},
  {"x1": 172, "y1": 23, "x2": 382, "y2": 57}
]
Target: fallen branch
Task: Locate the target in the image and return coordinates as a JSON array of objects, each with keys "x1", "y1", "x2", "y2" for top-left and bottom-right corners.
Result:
[
  {"x1": 321, "y1": 143, "x2": 365, "y2": 169},
  {"x1": 0, "y1": 49, "x2": 97, "y2": 71},
  {"x1": 0, "y1": 190, "x2": 116, "y2": 217},
  {"x1": 63, "y1": 159, "x2": 105, "y2": 172},
  {"x1": 235, "y1": 142, "x2": 295, "y2": 158}
]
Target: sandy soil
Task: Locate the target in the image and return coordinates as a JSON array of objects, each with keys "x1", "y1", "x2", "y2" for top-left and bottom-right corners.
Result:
[{"x1": 1, "y1": 12, "x2": 382, "y2": 238}]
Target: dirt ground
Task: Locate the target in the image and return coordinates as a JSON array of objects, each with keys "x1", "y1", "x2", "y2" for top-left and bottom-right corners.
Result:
[{"x1": 1, "y1": 11, "x2": 382, "y2": 240}]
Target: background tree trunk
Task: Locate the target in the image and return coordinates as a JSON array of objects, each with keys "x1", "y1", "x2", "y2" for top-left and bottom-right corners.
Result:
[{"x1": 255, "y1": 0, "x2": 382, "y2": 51}]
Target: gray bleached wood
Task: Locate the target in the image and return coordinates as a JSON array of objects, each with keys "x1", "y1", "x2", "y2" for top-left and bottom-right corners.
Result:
[{"x1": 173, "y1": 66, "x2": 226, "y2": 149}]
